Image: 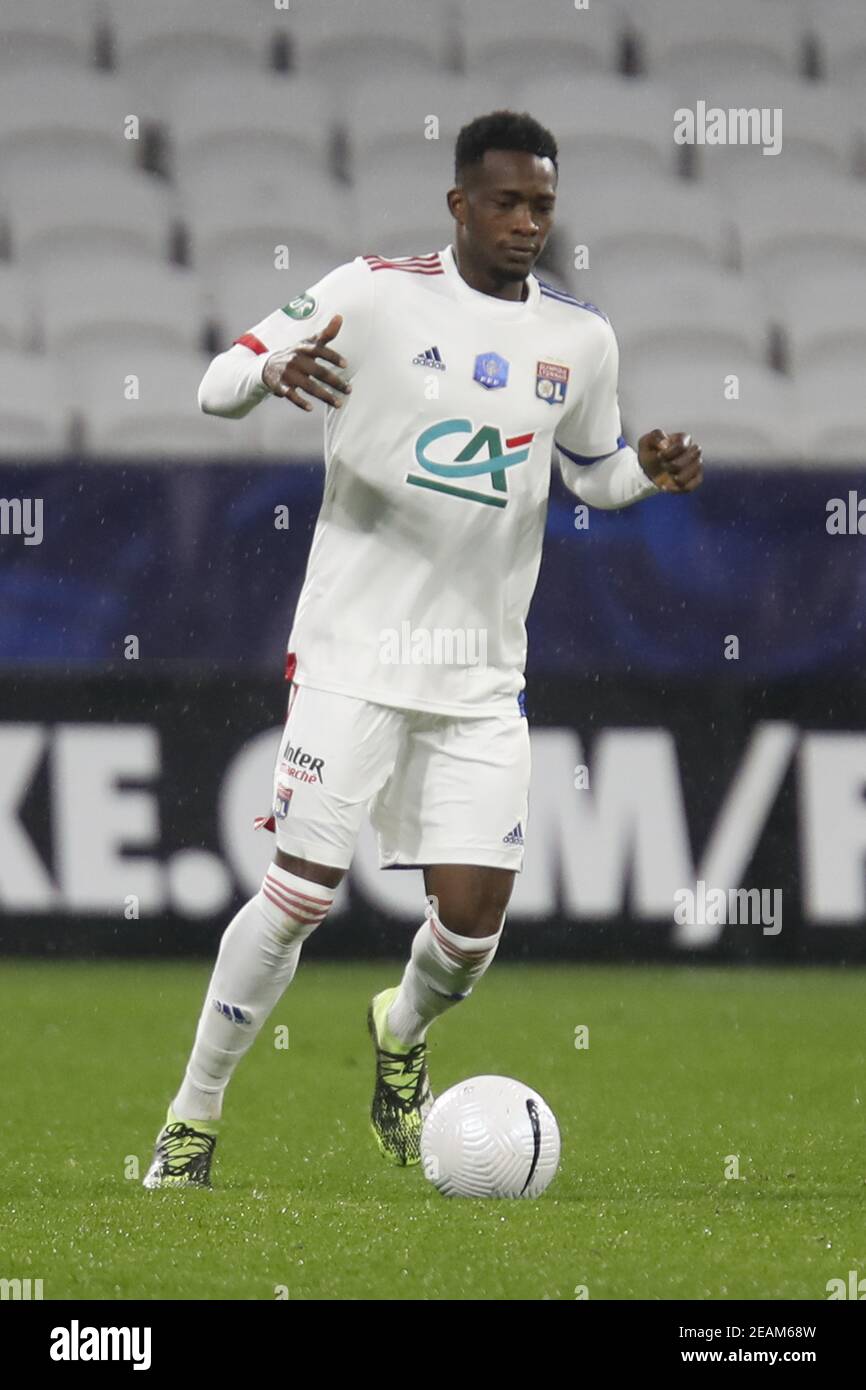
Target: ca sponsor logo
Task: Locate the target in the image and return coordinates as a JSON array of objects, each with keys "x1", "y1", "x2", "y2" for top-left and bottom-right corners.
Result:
[{"x1": 408, "y1": 418, "x2": 534, "y2": 508}]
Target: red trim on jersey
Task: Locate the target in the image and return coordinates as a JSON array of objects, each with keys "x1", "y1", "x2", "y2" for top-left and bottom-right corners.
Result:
[
  {"x1": 285, "y1": 651, "x2": 297, "y2": 683},
  {"x1": 506, "y1": 433, "x2": 535, "y2": 448},
  {"x1": 363, "y1": 252, "x2": 443, "y2": 276},
  {"x1": 235, "y1": 332, "x2": 268, "y2": 355}
]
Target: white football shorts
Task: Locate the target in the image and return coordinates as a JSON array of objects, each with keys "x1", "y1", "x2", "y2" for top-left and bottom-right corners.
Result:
[{"x1": 258, "y1": 684, "x2": 530, "y2": 871}]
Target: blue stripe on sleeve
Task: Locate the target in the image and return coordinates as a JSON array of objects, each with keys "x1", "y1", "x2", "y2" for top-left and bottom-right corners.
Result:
[{"x1": 558, "y1": 435, "x2": 627, "y2": 467}]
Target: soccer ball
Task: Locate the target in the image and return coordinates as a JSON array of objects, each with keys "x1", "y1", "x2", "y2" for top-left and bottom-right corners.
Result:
[{"x1": 420, "y1": 1074, "x2": 560, "y2": 1199}]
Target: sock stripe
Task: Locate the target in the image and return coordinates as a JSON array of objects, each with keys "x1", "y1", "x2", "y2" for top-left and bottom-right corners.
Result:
[
  {"x1": 265, "y1": 873, "x2": 333, "y2": 908},
  {"x1": 261, "y1": 883, "x2": 329, "y2": 925},
  {"x1": 429, "y1": 918, "x2": 494, "y2": 963}
]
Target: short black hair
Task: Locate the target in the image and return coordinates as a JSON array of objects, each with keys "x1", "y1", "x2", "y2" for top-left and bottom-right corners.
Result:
[{"x1": 454, "y1": 110, "x2": 558, "y2": 183}]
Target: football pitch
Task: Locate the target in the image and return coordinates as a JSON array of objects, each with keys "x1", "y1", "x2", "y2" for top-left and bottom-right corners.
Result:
[{"x1": 3, "y1": 960, "x2": 864, "y2": 1302}]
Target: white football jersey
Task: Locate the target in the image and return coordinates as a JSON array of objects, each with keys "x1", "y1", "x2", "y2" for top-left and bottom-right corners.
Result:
[{"x1": 203, "y1": 245, "x2": 659, "y2": 716}]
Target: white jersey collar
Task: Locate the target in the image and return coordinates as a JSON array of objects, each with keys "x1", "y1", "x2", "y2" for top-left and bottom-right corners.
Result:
[{"x1": 440, "y1": 243, "x2": 540, "y2": 316}]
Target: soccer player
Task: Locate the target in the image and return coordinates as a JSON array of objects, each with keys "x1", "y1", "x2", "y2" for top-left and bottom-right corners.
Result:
[{"x1": 144, "y1": 111, "x2": 703, "y2": 1188}]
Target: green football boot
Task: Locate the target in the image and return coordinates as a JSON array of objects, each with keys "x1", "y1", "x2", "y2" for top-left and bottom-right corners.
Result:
[
  {"x1": 367, "y1": 987, "x2": 434, "y2": 1166},
  {"x1": 142, "y1": 1107, "x2": 218, "y2": 1189}
]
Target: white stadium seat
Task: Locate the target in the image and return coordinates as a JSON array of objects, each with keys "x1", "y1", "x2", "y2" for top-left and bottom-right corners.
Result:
[
  {"x1": 6, "y1": 166, "x2": 175, "y2": 269},
  {"x1": 72, "y1": 345, "x2": 260, "y2": 458},
  {"x1": 165, "y1": 73, "x2": 333, "y2": 182},
  {"x1": 793, "y1": 360, "x2": 866, "y2": 463},
  {"x1": 350, "y1": 167, "x2": 454, "y2": 260},
  {"x1": 0, "y1": 70, "x2": 137, "y2": 183},
  {"x1": 731, "y1": 172, "x2": 866, "y2": 280},
  {"x1": 343, "y1": 73, "x2": 510, "y2": 179},
  {"x1": 626, "y1": 0, "x2": 807, "y2": 82},
  {"x1": 581, "y1": 265, "x2": 771, "y2": 367},
  {"x1": 774, "y1": 270, "x2": 866, "y2": 376},
  {"x1": 516, "y1": 77, "x2": 680, "y2": 182},
  {"x1": 34, "y1": 256, "x2": 207, "y2": 355},
  {"x1": 0, "y1": 0, "x2": 96, "y2": 74},
  {"x1": 554, "y1": 174, "x2": 736, "y2": 280},
  {"x1": 0, "y1": 348, "x2": 74, "y2": 455},
  {"x1": 103, "y1": 0, "x2": 272, "y2": 120},
  {"x1": 670, "y1": 77, "x2": 855, "y2": 189},
  {"x1": 0, "y1": 266, "x2": 36, "y2": 351},
  {"x1": 459, "y1": 0, "x2": 620, "y2": 84},
  {"x1": 808, "y1": 0, "x2": 866, "y2": 84},
  {"x1": 258, "y1": 391, "x2": 328, "y2": 462},
  {"x1": 182, "y1": 175, "x2": 350, "y2": 272},
  {"x1": 620, "y1": 357, "x2": 801, "y2": 463},
  {"x1": 287, "y1": 0, "x2": 451, "y2": 93}
]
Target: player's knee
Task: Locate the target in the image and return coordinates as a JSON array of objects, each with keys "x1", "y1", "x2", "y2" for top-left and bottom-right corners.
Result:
[
  {"x1": 435, "y1": 900, "x2": 507, "y2": 939},
  {"x1": 274, "y1": 848, "x2": 344, "y2": 889}
]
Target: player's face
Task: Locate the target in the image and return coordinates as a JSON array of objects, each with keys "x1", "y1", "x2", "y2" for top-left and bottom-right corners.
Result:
[{"x1": 454, "y1": 150, "x2": 557, "y2": 281}]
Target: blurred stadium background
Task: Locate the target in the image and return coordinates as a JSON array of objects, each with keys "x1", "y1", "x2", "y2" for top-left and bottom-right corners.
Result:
[{"x1": 1, "y1": 0, "x2": 865, "y2": 958}]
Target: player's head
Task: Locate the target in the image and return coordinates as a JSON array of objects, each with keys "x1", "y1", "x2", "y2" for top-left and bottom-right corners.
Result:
[{"x1": 448, "y1": 111, "x2": 558, "y2": 284}]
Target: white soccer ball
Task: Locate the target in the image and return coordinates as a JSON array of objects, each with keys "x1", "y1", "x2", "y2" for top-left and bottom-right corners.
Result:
[{"x1": 420, "y1": 1074, "x2": 560, "y2": 1199}]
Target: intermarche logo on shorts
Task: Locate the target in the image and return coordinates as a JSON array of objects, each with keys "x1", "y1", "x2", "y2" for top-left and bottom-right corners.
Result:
[{"x1": 279, "y1": 740, "x2": 326, "y2": 784}]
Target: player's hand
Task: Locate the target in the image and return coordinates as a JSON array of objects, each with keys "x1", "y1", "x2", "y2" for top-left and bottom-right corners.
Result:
[
  {"x1": 262, "y1": 314, "x2": 351, "y2": 411},
  {"x1": 637, "y1": 429, "x2": 703, "y2": 493}
]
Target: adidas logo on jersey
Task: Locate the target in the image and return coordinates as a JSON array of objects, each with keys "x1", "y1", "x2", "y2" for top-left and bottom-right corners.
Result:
[
  {"x1": 412, "y1": 345, "x2": 446, "y2": 370},
  {"x1": 502, "y1": 821, "x2": 524, "y2": 846}
]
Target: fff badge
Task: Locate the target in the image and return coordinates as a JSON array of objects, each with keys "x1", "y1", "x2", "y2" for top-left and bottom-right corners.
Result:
[
  {"x1": 536, "y1": 360, "x2": 570, "y2": 405},
  {"x1": 474, "y1": 351, "x2": 509, "y2": 390}
]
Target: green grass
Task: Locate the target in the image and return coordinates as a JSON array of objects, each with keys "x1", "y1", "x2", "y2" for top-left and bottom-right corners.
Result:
[{"x1": 2, "y1": 961, "x2": 865, "y2": 1300}]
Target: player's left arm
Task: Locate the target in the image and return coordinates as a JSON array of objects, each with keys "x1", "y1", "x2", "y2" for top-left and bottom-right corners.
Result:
[{"x1": 555, "y1": 321, "x2": 703, "y2": 509}]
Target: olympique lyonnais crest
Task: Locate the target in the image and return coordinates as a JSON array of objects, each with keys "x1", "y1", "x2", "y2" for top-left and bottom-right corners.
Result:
[
  {"x1": 535, "y1": 360, "x2": 570, "y2": 405},
  {"x1": 274, "y1": 779, "x2": 293, "y2": 820}
]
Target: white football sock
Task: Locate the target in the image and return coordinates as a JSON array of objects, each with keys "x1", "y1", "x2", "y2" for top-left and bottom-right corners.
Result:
[
  {"x1": 386, "y1": 897, "x2": 503, "y2": 1047},
  {"x1": 172, "y1": 865, "x2": 335, "y2": 1123}
]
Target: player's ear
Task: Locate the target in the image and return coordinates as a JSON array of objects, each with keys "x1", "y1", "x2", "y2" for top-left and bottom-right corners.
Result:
[{"x1": 446, "y1": 187, "x2": 465, "y2": 224}]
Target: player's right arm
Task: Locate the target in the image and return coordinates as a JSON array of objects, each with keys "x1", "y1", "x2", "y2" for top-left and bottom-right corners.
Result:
[{"x1": 197, "y1": 257, "x2": 374, "y2": 419}]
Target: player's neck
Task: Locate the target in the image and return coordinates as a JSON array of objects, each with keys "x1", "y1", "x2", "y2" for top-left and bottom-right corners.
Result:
[{"x1": 452, "y1": 244, "x2": 527, "y2": 303}]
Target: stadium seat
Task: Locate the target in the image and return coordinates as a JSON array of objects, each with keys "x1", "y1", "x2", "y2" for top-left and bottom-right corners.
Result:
[
  {"x1": 35, "y1": 256, "x2": 208, "y2": 356},
  {"x1": 809, "y1": 0, "x2": 866, "y2": 84},
  {"x1": 579, "y1": 265, "x2": 771, "y2": 367},
  {"x1": 620, "y1": 357, "x2": 801, "y2": 463},
  {"x1": 207, "y1": 253, "x2": 341, "y2": 348},
  {"x1": 672, "y1": 77, "x2": 854, "y2": 188},
  {"x1": 554, "y1": 175, "x2": 735, "y2": 281},
  {"x1": 626, "y1": 0, "x2": 807, "y2": 82},
  {"x1": 458, "y1": 0, "x2": 620, "y2": 83},
  {"x1": 0, "y1": 70, "x2": 137, "y2": 183},
  {"x1": 287, "y1": 0, "x2": 451, "y2": 93},
  {"x1": 165, "y1": 73, "x2": 333, "y2": 183},
  {"x1": 516, "y1": 77, "x2": 680, "y2": 182},
  {"x1": 0, "y1": 265, "x2": 36, "y2": 351},
  {"x1": 0, "y1": 0, "x2": 96, "y2": 73},
  {"x1": 793, "y1": 361, "x2": 866, "y2": 462},
  {"x1": 258, "y1": 391, "x2": 328, "y2": 462},
  {"x1": 0, "y1": 348, "x2": 74, "y2": 455},
  {"x1": 343, "y1": 73, "x2": 509, "y2": 180},
  {"x1": 773, "y1": 270, "x2": 866, "y2": 376},
  {"x1": 183, "y1": 175, "x2": 350, "y2": 272},
  {"x1": 731, "y1": 173, "x2": 866, "y2": 280},
  {"x1": 104, "y1": 0, "x2": 272, "y2": 120},
  {"x1": 72, "y1": 345, "x2": 259, "y2": 458},
  {"x1": 6, "y1": 166, "x2": 175, "y2": 269},
  {"x1": 350, "y1": 167, "x2": 454, "y2": 260}
]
